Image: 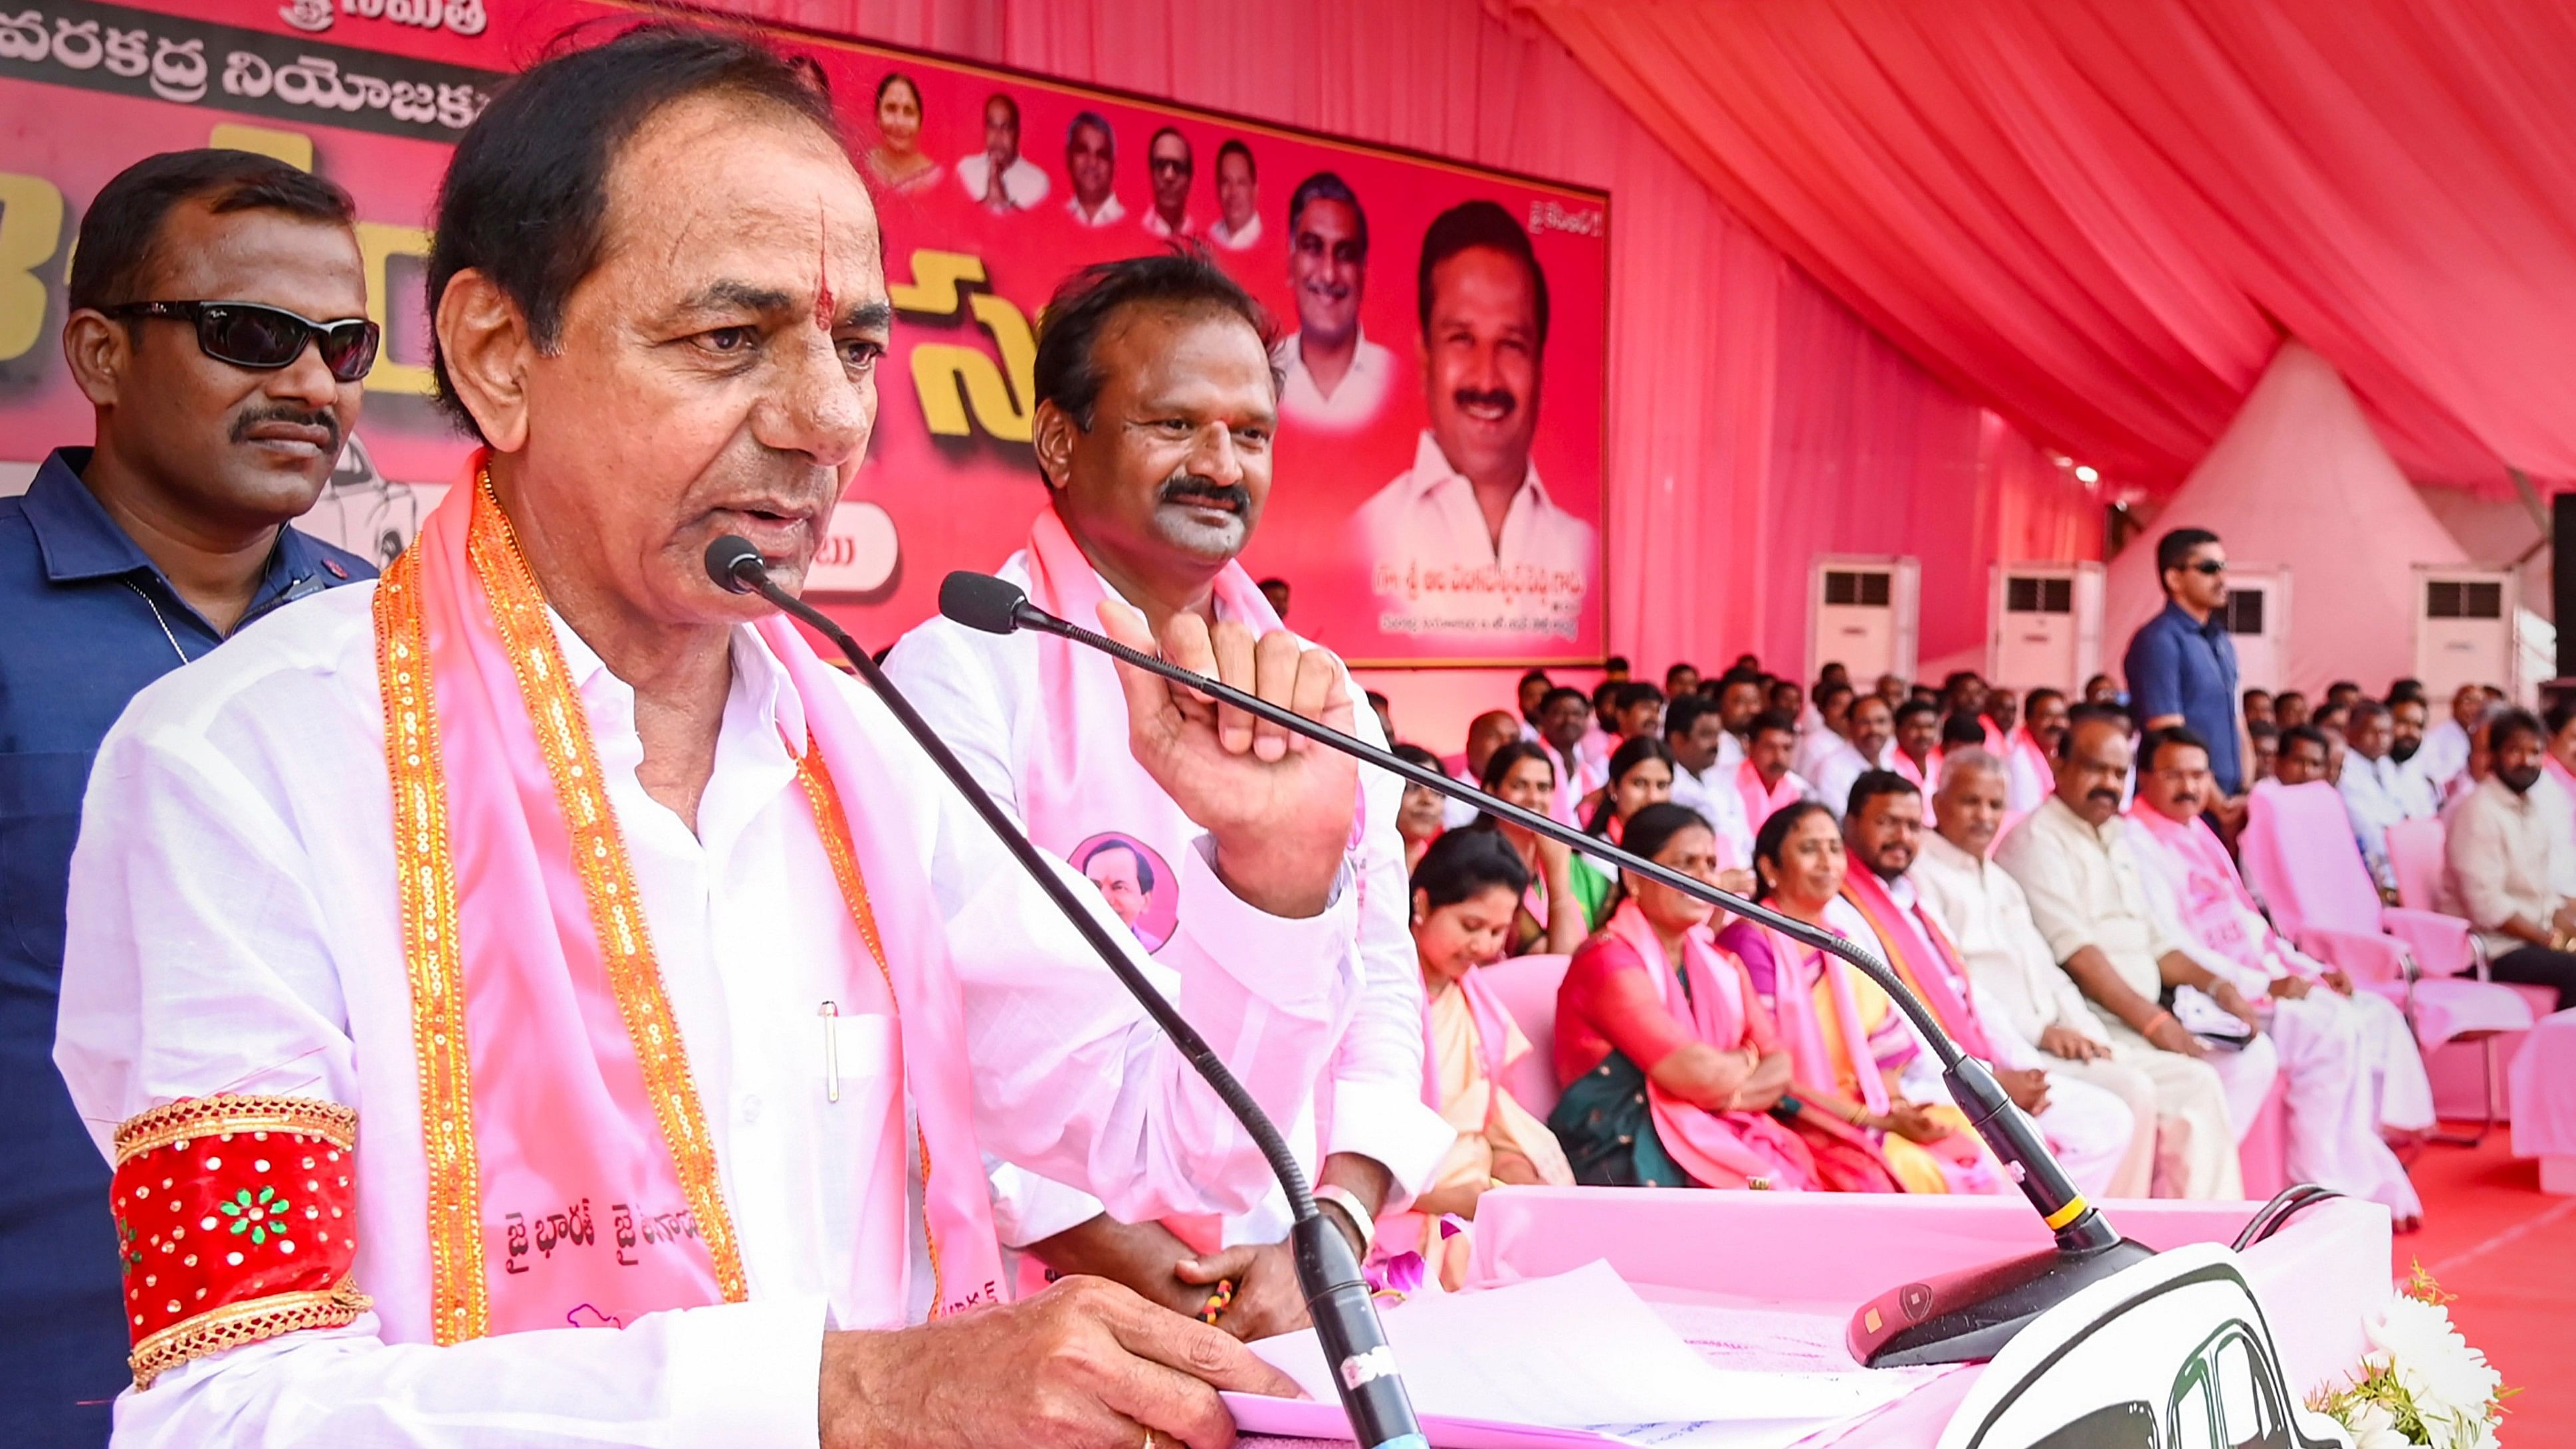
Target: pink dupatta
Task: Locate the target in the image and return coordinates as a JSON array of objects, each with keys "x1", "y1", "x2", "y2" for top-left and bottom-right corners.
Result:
[
  {"x1": 2127, "y1": 804, "x2": 2285, "y2": 978},
  {"x1": 1755, "y1": 922, "x2": 1889, "y2": 1119},
  {"x1": 1603, "y1": 904, "x2": 1815, "y2": 1190},
  {"x1": 386, "y1": 477, "x2": 1003, "y2": 1339},
  {"x1": 1838, "y1": 871, "x2": 1995, "y2": 1061}
]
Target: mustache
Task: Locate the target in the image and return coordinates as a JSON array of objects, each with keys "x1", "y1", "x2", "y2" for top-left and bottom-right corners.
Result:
[
  {"x1": 1157, "y1": 474, "x2": 1249, "y2": 512},
  {"x1": 232, "y1": 403, "x2": 341, "y2": 452},
  {"x1": 2087, "y1": 788, "x2": 2124, "y2": 807},
  {"x1": 1451, "y1": 386, "x2": 1518, "y2": 418}
]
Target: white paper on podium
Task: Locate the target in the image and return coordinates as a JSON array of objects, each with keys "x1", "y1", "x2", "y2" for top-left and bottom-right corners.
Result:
[{"x1": 1223, "y1": 1260, "x2": 1920, "y2": 1446}]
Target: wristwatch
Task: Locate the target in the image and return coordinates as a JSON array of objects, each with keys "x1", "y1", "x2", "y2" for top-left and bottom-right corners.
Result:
[{"x1": 1312, "y1": 1184, "x2": 1375, "y2": 1258}]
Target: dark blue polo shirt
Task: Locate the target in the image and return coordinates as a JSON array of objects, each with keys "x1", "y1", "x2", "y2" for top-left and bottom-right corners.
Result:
[
  {"x1": 0, "y1": 448, "x2": 372, "y2": 1447},
  {"x1": 2123, "y1": 598, "x2": 2244, "y2": 795}
]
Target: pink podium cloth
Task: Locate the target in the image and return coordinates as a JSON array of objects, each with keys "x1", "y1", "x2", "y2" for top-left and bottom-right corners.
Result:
[{"x1": 2510, "y1": 1009, "x2": 2576, "y2": 1161}]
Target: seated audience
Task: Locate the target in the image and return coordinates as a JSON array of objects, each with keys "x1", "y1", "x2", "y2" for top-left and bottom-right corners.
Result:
[
  {"x1": 2387, "y1": 678, "x2": 2427, "y2": 707},
  {"x1": 1580, "y1": 678, "x2": 1622, "y2": 778},
  {"x1": 1366, "y1": 689, "x2": 1397, "y2": 747},
  {"x1": 2127, "y1": 728, "x2": 2431, "y2": 1225},
  {"x1": 2274, "y1": 690, "x2": 2311, "y2": 731},
  {"x1": 1992, "y1": 715, "x2": 2282, "y2": 1181},
  {"x1": 2325, "y1": 680, "x2": 2365, "y2": 713},
  {"x1": 1390, "y1": 832, "x2": 1574, "y2": 1284},
  {"x1": 2338, "y1": 700, "x2": 2438, "y2": 889},
  {"x1": 2083, "y1": 673, "x2": 2122, "y2": 707},
  {"x1": 2247, "y1": 720, "x2": 2281, "y2": 785},
  {"x1": 1877, "y1": 672, "x2": 1911, "y2": 709},
  {"x1": 1841, "y1": 772, "x2": 2145, "y2": 1198},
  {"x1": 1392, "y1": 742, "x2": 1451, "y2": 871},
  {"x1": 1446, "y1": 709, "x2": 1524, "y2": 828},
  {"x1": 1768, "y1": 676, "x2": 1806, "y2": 726},
  {"x1": 1604, "y1": 654, "x2": 1633, "y2": 683},
  {"x1": 2006, "y1": 687, "x2": 2067, "y2": 814},
  {"x1": 2242, "y1": 688, "x2": 2276, "y2": 728},
  {"x1": 1517, "y1": 667, "x2": 1553, "y2": 739},
  {"x1": 1711, "y1": 669, "x2": 1766, "y2": 770},
  {"x1": 1915, "y1": 752, "x2": 2238, "y2": 1198},
  {"x1": 2268, "y1": 724, "x2": 2332, "y2": 788},
  {"x1": 1942, "y1": 671, "x2": 2006, "y2": 752},
  {"x1": 1814, "y1": 693, "x2": 1895, "y2": 819},
  {"x1": 1798, "y1": 680, "x2": 1860, "y2": 778},
  {"x1": 2388, "y1": 693, "x2": 2430, "y2": 774},
  {"x1": 1985, "y1": 687, "x2": 2020, "y2": 742},
  {"x1": 1553, "y1": 806, "x2": 1901, "y2": 1191},
  {"x1": 2539, "y1": 702, "x2": 2576, "y2": 847},
  {"x1": 1536, "y1": 685, "x2": 1602, "y2": 821},
  {"x1": 1737, "y1": 710, "x2": 1812, "y2": 837},
  {"x1": 1888, "y1": 698, "x2": 1943, "y2": 796},
  {"x1": 2415, "y1": 683, "x2": 2485, "y2": 798},
  {"x1": 2439, "y1": 710, "x2": 2576, "y2": 1011},
  {"x1": 1475, "y1": 741, "x2": 1588, "y2": 955},
  {"x1": 1665, "y1": 662, "x2": 1701, "y2": 699},
  {"x1": 1719, "y1": 804, "x2": 2002, "y2": 1194},
  {"x1": 1613, "y1": 681, "x2": 1667, "y2": 742},
  {"x1": 1570, "y1": 736, "x2": 1679, "y2": 926}
]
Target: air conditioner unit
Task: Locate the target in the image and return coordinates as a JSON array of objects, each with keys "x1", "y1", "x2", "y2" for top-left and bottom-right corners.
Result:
[
  {"x1": 1988, "y1": 561, "x2": 2105, "y2": 695},
  {"x1": 1808, "y1": 556, "x2": 1919, "y2": 689},
  {"x1": 2415, "y1": 565, "x2": 2518, "y2": 700},
  {"x1": 2216, "y1": 564, "x2": 2291, "y2": 694}
]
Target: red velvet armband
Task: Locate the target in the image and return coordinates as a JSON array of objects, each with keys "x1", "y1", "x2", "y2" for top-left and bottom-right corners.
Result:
[{"x1": 110, "y1": 1095, "x2": 368, "y2": 1388}]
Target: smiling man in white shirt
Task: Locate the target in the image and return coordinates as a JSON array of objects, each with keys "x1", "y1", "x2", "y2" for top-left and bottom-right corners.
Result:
[
  {"x1": 54, "y1": 29, "x2": 1356, "y2": 1448},
  {"x1": 1354, "y1": 201, "x2": 1591, "y2": 639},
  {"x1": 1271, "y1": 171, "x2": 1392, "y2": 430}
]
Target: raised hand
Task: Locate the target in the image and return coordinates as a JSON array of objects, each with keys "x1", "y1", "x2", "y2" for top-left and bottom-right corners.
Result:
[
  {"x1": 1099, "y1": 602, "x2": 1358, "y2": 919},
  {"x1": 819, "y1": 1276, "x2": 1302, "y2": 1449}
]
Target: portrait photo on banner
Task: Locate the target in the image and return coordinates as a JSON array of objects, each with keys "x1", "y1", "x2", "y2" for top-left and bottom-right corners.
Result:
[{"x1": 0, "y1": 0, "x2": 1611, "y2": 665}]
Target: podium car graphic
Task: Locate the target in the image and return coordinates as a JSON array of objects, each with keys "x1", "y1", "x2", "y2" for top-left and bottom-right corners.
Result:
[{"x1": 1941, "y1": 1245, "x2": 2352, "y2": 1449}]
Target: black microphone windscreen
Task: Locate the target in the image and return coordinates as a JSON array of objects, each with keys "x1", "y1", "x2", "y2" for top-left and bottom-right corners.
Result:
[
  {"x1": 939, "y1": 572, "x2": 1029, "y2": 635},
  {"x1": 704, "y1": 535, "x2": 766, "y2": 594}
]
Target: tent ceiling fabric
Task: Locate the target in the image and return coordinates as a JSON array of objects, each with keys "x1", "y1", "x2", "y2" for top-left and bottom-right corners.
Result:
[{"x1": 1514, "y1": 0, "x2": 2576, "y2": 497}]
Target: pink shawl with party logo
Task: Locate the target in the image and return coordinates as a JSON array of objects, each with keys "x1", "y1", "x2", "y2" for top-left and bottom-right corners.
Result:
[
  {"x1": 381, "y1": 474, "x2": 1003, "y2": 1340},
  {"x1": 2126, "y1": 803, "x2": 2288, "y2": 979},
  {"x1": 1838, "y1": 869, "x2": 1996, "y2": 1062},
  {"x1": 1602, "y1": 904, "x2": 1818, "y2": 1190}
]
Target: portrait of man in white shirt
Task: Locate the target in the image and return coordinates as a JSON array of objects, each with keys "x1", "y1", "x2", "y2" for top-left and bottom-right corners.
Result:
[
  {"x1": 1354, "y1": 199, "x2": 1592, "y2": 638},
  {"x1": 1206, "y1": 138, "x2": 1263, "y2": 250},
  {"x1": 1271, "y1": 171, "x2": 1392, "y2": 430},
  {"x1": 1140, "y1": 126, "x2": 1198, "y2": 239},
  {"x1": 954, "y1": 91, "x2": 1050, "y2": 211},
  {"x1": 1061, "y1": 110, "x2": 1125, "y2": 227}
]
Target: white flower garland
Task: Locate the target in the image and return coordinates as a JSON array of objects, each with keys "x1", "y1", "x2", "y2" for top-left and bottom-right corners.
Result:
[{"x1": 2309, "y1": 1266, "x2": 2510, "y2": 1449}]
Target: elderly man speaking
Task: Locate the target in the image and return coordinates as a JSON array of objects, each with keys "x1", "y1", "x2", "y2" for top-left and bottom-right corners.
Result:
[{"x1": 56, "y1": 27, "x2": 1364, "y2": 1448}]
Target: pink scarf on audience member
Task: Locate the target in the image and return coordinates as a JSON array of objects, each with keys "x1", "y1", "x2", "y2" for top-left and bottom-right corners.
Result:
[
  {"x1": 1605, "y1": 904, "x2": 1816, "y2": 1189},
  {"x1": 1753, "y1": 923, "x2": 1889, "y2": 1119},
  {"x1": 1837, "y1": 870, "x2": 1995, "y2": 1061},
  {"x1": 385, "y1": 476, "x2": 1003, "y2": 1340},
  {"x1": 2126, "y1": 804, "x2": 2281, "y2": 977},
  {"x1": 1735, "y1": 758, "x2": 1802, "y2": 837}
]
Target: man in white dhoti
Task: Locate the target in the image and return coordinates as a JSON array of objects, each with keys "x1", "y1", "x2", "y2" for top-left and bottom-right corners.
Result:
[
  {"x1": 1994, "y1": 715, "x2": 2284, "y2": 1186},
  {"x1": 2126, "y1": 727, "x2": 2432, "y2": 1225},
  {"x1": 887, "y1": 253, "x2": 1453, "y2": 1338},
  {"x1": 1915, "y1": 752, "x2": 2244, "y2": 1198},
  {"x1": 1838, "y1": 772, "x2": 2144, "y2": 1199},
  {"x1": 53, "y1": 29, "x2": 1362, "y2": 1446}
]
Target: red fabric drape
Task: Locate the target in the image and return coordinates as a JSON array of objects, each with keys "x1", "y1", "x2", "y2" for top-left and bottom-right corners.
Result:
[
  {"x1": 686, "y1": 0, "x2": 2093, "y2": 698},
  {"x1": 1519, "y1": 0, "x2": 2576, "y2": 496}
]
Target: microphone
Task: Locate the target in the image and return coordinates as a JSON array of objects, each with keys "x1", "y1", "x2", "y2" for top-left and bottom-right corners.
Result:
[
  {"x1": 707, "y1": 539, "x2": 1426, "y2": 1449},
  {"x1": 939, "y1": 569, "x2": 2157, "y2": 1369}
]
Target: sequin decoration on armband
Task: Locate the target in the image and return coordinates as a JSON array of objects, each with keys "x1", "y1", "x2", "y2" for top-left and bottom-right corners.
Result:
[{"x1": 110, "y1": 1095, "x2": 368, "y2": 1388}]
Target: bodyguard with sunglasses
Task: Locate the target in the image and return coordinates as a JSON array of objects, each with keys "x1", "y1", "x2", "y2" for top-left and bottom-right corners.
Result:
[
  {"x1": 2124, "y1": 526, "x2": 2247, "y2": 802},
  {"x1": 0, "y1": 148, "x2": 374, "y2": 1448}
]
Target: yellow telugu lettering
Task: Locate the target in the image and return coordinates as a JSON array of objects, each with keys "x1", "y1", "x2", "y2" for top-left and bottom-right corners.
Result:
[
  {"x1": 887, "y1": 248, "x2": 1035, "y2": 444},
  {"x1": 0, "y1": 172, "x2": 66, "y2": 364}
]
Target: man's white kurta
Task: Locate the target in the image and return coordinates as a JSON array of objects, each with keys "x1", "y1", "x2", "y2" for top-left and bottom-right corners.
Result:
[
  {"x1": 886, "y1": 548, "x2": 1452, "y2": 1247},
  {"x1": 54, "y1": 584, "x2": 1361, "y2": 1448}
]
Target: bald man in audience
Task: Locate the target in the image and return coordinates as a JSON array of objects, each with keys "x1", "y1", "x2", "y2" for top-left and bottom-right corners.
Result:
[
  {"x1": 2127, "y1": 728, "x2": 2432, "y2": 1226},
  {"x1": 1992, "y1": 715, "x2": 2280, "y2": 1184},
  {"x1": 1446, "y1": 709, "x2": 1523, "y2": 828},
  {"x1": 1912, "y1": 751, "x2": 2242, "y2": 1196}
]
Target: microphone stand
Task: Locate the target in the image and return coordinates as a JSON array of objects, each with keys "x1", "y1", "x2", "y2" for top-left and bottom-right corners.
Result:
[
  {"x1": 938, "y1": 570, "x2": 2155, "y2": 1369},
  {"x1": 706, "y1": 540, "x2": 1424, "y2": 1449}
]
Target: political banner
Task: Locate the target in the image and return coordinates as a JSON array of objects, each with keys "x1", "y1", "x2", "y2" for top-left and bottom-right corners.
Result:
[{"x1": 0, "y1": 0, "x2": 1608, "y2": 662}]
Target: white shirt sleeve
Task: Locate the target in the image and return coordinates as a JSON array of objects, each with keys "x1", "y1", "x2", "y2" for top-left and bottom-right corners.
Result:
[{"x1": 56, "y1": 702, "x2": 826, "y2": 1449}]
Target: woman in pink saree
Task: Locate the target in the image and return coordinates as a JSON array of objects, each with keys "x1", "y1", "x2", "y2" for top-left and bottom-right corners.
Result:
[{"x1": 1547, "y1": 804, "x2": 1895, "y2": 1191}]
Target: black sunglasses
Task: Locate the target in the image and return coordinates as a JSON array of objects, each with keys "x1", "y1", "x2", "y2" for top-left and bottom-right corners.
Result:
[
  {"x1": 2186, "y1": 558, "x2": 2226, "y2": 576},
  {"x1": 104, "y1": 300, "x2": 379, "y2": 383}
]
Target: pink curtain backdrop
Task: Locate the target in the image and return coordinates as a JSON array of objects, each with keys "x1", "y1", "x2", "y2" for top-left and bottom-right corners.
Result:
[
  {"x1": 686, "y1": 0, "x2": 2096, "y2": 752},
  {"x1": 1518, "y1": 0, "x2": 2576, "y2": 497}
]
